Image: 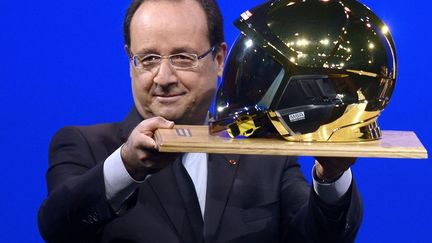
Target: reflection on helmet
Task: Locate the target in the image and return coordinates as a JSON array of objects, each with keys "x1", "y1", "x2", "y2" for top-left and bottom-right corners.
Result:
[{"x1": 210, "y1": 0, "x2": 397, "y2": 142}]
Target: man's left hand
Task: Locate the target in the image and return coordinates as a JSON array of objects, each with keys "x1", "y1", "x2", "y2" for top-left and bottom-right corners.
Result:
[{"x1": 314, "y1": 157, "x2": 357, "y2": 182}]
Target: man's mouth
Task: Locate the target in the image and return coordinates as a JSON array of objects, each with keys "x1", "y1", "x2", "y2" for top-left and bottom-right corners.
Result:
[
  {"x1": 153, "y1": 92, "x2": 186, "y2": 103},
  {"x1": 154, "y1": 93, "x2": 184, "y2": 97}
]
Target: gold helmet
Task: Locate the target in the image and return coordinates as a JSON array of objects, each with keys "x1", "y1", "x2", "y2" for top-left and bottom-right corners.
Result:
[{"x1": 210, "y1": 0, "x2": 397, "y2": 142}]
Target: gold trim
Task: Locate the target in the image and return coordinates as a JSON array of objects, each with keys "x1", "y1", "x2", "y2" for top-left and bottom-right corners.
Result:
[
  {"x1": 227, "y1": 114, "x2": 261, "y2": 138},
  {"x1": 268, "y1": 101, "x2": 382, "y2": 142},
  {"x1": 346, "y1": 69, "x2": 378, "y2": 77}
]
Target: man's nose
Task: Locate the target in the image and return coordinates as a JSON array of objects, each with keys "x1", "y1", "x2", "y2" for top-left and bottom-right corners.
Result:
[{"x1": 153, "y1": 59, "x2": 177, "y2": 86}]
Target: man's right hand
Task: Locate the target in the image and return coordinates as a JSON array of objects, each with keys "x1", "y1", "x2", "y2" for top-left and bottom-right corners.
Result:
[{"x1": 121, "y1": 116, "x2": 179, "y2": 180}]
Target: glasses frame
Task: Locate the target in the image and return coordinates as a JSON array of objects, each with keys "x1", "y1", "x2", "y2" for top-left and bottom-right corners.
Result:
[{"x1": 131, "y1": 45, "x2": 216, "y2": 72}]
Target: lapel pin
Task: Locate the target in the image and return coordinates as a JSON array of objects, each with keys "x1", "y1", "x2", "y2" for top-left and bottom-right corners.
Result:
[{"x1": 228, "y1": 159, "x2": 237, "y2": 165}]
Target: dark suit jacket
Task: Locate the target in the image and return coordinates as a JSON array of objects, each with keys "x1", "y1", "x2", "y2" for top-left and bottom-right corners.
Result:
[{"x1": 38, "y1": 107, "x2": 363, "y2": 243}]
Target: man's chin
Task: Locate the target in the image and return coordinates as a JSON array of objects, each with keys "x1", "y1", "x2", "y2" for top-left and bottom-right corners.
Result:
[{"x1": 153, "y1": 109, "x2": 185, "y2": 123}]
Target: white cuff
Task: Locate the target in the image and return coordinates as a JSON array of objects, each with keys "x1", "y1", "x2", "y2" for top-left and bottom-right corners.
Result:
[
  {"x1": 103, "y1": 146, "x2": 144, "y2": 212},
  {"x1": 312, "y1": 166, "x2": 352, "y2": 204}
]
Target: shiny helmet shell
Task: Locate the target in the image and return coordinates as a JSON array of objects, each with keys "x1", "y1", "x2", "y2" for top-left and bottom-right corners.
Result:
[{"x1": 210, "y1": 0, "x2": 397, "y2": 142}]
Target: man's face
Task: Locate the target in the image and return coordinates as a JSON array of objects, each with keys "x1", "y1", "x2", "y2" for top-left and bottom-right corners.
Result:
[{"x1": 128, "y1": 0, "x2": 226, "y2": 125}]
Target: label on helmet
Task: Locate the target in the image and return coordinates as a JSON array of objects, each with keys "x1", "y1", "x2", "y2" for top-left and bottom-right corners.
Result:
[{"x1": 288, "y1": 112, "x2": 305, "y2": 122}]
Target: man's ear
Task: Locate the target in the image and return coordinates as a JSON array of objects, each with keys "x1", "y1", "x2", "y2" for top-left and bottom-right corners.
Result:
[
  {"x1": 125, "y1": 45, "x2": 132, "y2": 58},
  {"x1": 125, "y1": 45, "x2": 134, "y2": 78},
  {"x1": 215, "y1": 42, "x2": 227, "y2": 77}
]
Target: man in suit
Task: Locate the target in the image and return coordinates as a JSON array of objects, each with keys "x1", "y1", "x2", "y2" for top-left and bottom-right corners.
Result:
[{"x1": 38, "y1": 0, "x2": 363, "y2": 242}]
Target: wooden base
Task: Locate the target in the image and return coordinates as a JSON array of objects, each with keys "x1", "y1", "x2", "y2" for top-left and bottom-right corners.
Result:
[{"x1": 154, "y1": 125, "x2": 428, "y2": 159}]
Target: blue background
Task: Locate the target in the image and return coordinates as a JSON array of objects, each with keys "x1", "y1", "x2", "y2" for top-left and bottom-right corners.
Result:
[{"x1": 1, "y1": 0, "x2": 430, "y2": 242}]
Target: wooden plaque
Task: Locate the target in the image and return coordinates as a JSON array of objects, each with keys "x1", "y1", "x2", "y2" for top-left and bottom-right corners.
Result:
[{"x1": 154, "y1": 125, "x2": 428, "y2": 159}]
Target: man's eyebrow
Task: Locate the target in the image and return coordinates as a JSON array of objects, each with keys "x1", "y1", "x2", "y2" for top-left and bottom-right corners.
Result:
[
  {"x1": 134, "y1": 47, "x2": 159, "y2": 55},
  {"x1": 171, "y1": 47, "x2": 197, "y2": 54},
  {"x1": 134, "y1": 46, "x2": 198, "y2": 55}
]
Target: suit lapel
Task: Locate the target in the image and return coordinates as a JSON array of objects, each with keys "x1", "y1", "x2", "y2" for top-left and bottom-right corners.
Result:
[
  {"x1": 204, "y1": 153, "x2": 240, "y2": 241},
  {"x1": 147, "y1": 160, "x2": 196, "y2": 243}
]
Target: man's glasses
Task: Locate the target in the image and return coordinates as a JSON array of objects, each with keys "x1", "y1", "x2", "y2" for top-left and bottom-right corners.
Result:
[{"x1": 131, "y1": 46, "x2": 216, "y2": 71}]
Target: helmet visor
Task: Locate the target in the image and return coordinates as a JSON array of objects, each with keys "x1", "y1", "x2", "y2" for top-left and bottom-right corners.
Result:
[{"x1": 210, "y1": 34, "x2": 285, "y2": 135}]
